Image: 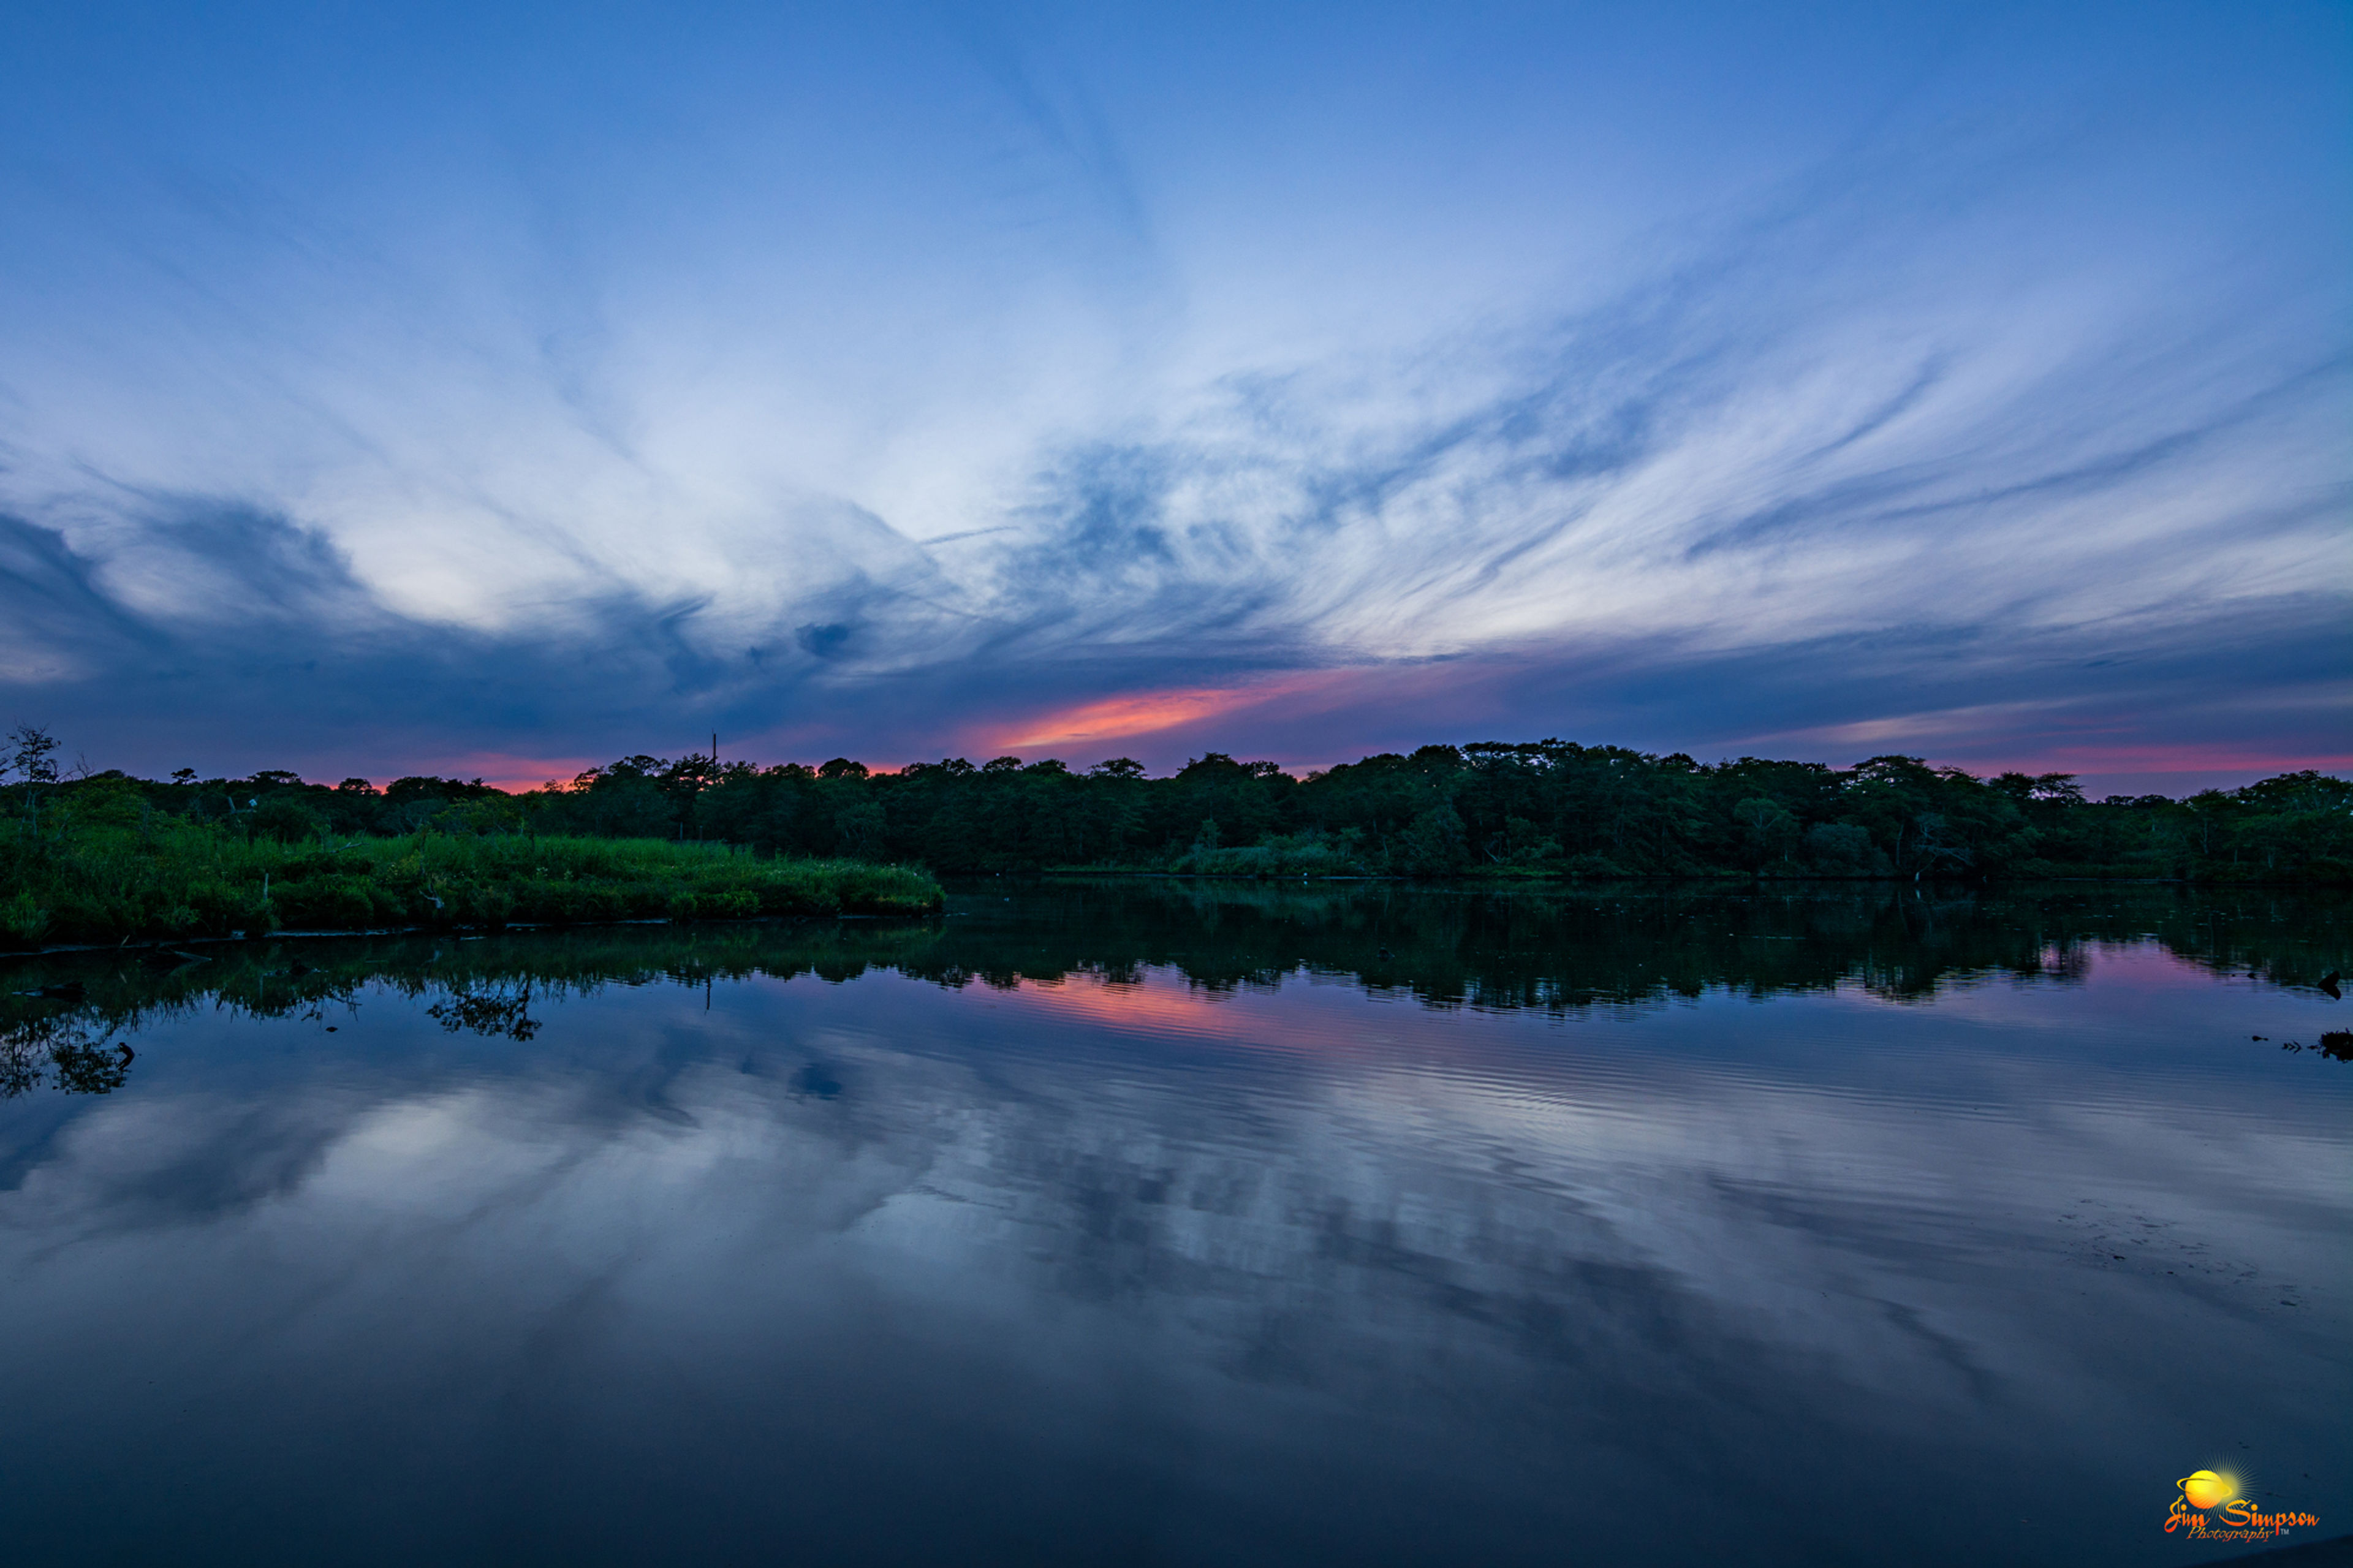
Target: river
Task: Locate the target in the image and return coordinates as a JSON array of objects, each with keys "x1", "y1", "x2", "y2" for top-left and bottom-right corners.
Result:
[{"x1": 1, "y1": 881, "x2": 2344, "y2": 1565}]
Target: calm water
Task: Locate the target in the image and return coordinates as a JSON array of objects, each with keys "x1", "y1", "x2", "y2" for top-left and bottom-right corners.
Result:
[{"x1": 1, "y1": 882, "x2": 2345, "y2": 1566}]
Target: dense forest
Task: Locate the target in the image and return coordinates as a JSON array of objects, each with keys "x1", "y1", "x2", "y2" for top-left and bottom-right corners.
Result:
[{"x1": 14, "y1": 726, "x2": 2349, "y2": 884}]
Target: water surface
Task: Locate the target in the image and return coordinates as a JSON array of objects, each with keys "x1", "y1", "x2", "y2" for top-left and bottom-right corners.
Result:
[{"x1": 2, "y1": 882, "x2": 2346, "y2": 1566}]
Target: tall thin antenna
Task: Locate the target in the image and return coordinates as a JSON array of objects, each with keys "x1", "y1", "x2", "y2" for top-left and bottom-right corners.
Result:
[{"x1": 711, "y1": 731, "x2": 718, "y2": 762}]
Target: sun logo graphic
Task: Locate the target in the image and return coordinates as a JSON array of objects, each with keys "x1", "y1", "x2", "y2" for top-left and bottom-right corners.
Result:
[
  {"x1": 2180, "y1": 1471, "x2": 2238, "y2": 1512},
  {"x1": 2164, "y1": 1468, "x2": 2319, "y2": 1540}
]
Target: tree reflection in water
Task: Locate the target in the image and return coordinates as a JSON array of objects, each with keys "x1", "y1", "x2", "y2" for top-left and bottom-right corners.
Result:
[
  {"x1": 428, "y1": 983, "x2": 541, "y2": 1040},
  {"x1": 2, "y1": 1014, "x2": 132, "y2": 1098},
  {"x1": 1, "y1": 881, "x2": 2346, "y2": 1099}
]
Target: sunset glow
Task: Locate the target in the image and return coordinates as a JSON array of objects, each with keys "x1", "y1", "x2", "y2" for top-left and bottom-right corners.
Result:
[
  {"x1": 0, "y1": 3, "x2": 2336, "y2": 792},
  {"x1": 993, "y1": 675, "x2": 1352, "y2": 754},
  {"x1": 396, "y1": 756, "x2": 609, "y2": 793}
]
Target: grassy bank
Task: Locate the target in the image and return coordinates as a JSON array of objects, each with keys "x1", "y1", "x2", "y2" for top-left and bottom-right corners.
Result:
[{"x1": 0, "y1": 814, "x2": 941, "y2": 949}]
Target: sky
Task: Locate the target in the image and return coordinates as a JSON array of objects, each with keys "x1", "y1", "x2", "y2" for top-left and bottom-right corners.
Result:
[{"x1": 0, "y1": 0, "x2": 2345, "y2": 794}]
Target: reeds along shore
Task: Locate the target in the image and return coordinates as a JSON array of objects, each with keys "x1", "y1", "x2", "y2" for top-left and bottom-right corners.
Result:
[{"x1": 0, "y1": 802, "x2": 942, "y2": 950}]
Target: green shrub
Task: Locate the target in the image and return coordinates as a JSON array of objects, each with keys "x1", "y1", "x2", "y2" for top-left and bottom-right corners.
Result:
[
  {"x1": 3, "y1": 892, "x2": 49, "y2": 942},
  {"x1": 254, "y1": 798, "x2": 328, "y2": 844},
  {"x1": 275, "y1": 876, "x2": 378, "y2": 928}
]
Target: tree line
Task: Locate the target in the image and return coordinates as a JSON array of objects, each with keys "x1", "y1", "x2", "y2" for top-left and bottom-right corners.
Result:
[{"x1": 15, "y1": 725, "x2": 2348, "y2": 882}]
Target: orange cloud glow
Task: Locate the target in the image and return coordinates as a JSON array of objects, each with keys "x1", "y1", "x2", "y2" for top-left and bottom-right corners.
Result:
[{"x1": 993, "y1": 672, "x2": 1354, "y2": 752}]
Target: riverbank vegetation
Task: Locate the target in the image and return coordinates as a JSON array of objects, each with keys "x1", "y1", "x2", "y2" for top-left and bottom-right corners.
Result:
[
  {"x1": 0, "y1": 730, "x2": 940, "y2": 949},
  {"x1": 7, "y1": 728, "x2": 2347, "y2": 912}
]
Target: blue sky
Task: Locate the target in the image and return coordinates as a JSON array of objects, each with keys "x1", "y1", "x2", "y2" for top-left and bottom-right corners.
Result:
[{"x1": 1, "y1": 0, "x2": 2344, "y2": 790}]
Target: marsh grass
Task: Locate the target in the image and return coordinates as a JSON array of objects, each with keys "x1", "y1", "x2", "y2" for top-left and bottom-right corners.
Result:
[{"x1": 0, "y1": 814, "x2": 940, "y2": 949}]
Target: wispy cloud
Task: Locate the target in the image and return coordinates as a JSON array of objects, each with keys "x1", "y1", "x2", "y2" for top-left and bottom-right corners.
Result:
[{"x1": 0, "y1": 4, "x2": 2342, "y2": 790}]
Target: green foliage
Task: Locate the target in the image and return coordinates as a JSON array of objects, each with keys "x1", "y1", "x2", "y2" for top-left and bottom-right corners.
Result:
[
  {"x1": 1394, "y1": 801, "x2": 1469, "y2": 874},
  {"x1": 7, "y1": 741, "x2": 2346, "y2": 917},
  {"x1": 252, "y1": 795, "x2": 327, "y2": 843},
  {"x1": 0, "y1": 806, "x2": 939, "y2": 949},
  {"x1": 1170, "y1": 830, "x2": 1364, "y2": 877}
]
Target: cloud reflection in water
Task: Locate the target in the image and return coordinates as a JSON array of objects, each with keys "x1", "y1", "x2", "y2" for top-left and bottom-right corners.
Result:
[{"x1": 0, "y1": 910, "x2": 2344, "y2": 1566}]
